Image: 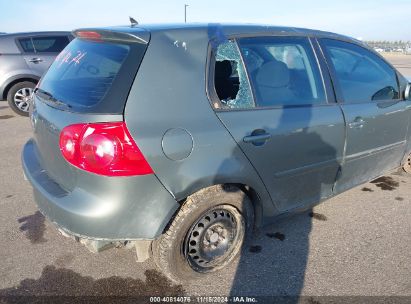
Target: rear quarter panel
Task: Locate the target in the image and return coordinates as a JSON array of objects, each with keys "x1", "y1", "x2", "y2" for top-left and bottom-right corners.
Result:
[{"x1": 124, "y1": 28, "x2": 277, "y2": 221}]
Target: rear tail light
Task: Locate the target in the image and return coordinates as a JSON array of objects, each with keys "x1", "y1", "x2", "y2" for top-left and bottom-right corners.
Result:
[
  {"x1": 59, "y1": 122, "x2": 153, "y2": 176},
  {"x1": 75, "y1": 31, "x2": 102, "y2": 41}
]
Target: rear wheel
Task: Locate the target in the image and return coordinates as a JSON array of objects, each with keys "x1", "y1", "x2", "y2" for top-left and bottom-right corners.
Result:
[
  {"x1": 403, "y1": 153, "x2": 411, "y2": 173},
  {"x1": 7, "y1": 81, "x2": 36, "y2": 116},
  {"x1": 152, "y1": 185, "x2": 254, "y2": 282}
]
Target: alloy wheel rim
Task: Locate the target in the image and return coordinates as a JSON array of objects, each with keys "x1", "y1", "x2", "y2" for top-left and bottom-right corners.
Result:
[
  {"x1": 14, "y1": 87, "x2": 33, "y2": 112},
  {"x1": 185, "y1": 206, "x2": 243, "y2": 271}
]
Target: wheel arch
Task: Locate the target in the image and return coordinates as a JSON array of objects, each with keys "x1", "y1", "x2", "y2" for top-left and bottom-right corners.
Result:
[
  {"x1": 175, "y1": 183, "x2": 264, "y2": 230},
  {"x1": 2, "y1": 75, "x2": 39, "y2": 100}
]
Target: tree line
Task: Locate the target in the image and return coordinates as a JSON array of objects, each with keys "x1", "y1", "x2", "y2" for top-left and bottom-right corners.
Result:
[{"x1": 365, "y1": 40, "x2": 411, "y2": 50}]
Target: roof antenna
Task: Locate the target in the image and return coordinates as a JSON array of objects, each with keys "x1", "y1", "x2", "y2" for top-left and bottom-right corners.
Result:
[{"x1": 129, "y1": 16, "x2": 138, "y2": 26}]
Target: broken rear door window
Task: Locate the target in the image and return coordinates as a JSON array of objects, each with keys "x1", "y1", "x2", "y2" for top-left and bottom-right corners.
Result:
[{"x1": 213, "y1": 40, "x2": 255, "y2": 109}]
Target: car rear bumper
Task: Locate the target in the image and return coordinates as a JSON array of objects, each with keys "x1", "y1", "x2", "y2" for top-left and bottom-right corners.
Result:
[{"x1": 22, "y1": 139, "x2": 179, "y2": 240}]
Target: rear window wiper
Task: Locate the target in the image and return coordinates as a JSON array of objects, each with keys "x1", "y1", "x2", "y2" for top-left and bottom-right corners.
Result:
[{"x1": 34, "y1": 88, "x2": 72, "y2": 109}]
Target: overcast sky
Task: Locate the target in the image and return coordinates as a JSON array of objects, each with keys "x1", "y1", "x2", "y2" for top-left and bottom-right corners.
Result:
[{"x1": 0, "y1": 0, "x2": 410, "y2": 41}]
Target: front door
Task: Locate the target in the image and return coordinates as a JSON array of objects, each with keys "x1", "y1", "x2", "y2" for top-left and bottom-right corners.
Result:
[
  {"x1": 319, "y1": 38, "x2": 410, "y2": 193},
  {"x1": 212, "y1": 36, "x2": 345, "y2": 211}
]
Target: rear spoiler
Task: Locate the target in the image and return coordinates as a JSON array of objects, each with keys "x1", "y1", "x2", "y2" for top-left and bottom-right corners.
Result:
[{"x1": 72, "y1": 28, "x2": 149, "y2": 44}]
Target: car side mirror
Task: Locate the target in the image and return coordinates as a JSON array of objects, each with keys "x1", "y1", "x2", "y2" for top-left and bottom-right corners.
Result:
[
  {"x1": 372, "y1": 86, "x2": 396, "y2": 101},
  {"x1": 405, "y1": 83, "x2": 411, "y2": 101}
]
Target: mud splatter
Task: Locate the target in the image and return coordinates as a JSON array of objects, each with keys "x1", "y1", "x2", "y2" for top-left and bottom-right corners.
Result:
[
  {"x1": 249, "y1": 245, "x2": 262, "y2": 253},
  {"x1": 309, "y1": 212, "x2": 328, "y2": 221},
  {"x1": 0, "y1": 115, "x2": 14, "y2": 120},
  {"x1": 266, "y1": 232, "x2": 285, "y2": 241},
  {"x1": 17, "y1": 211, "x2": 47, "y2": 244},
  {"x1": 370, "y1": 176, "x2": 399, "y2": 191},
  {"x1": 0, "y1": 265, "x2": 184, "y2": 303},
  {"x1": 395, "y1": 197, "x2": 404, "y2": 201},
  {"x1": 361, "y1": 187, "x2": 374, "y2": 192}
]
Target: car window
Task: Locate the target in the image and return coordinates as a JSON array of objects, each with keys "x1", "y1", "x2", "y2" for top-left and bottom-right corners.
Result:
[
  {"x1": 238, "y1": 36, "x2": 326, "y2": 107},
  {"x1": 32, "y1": 36, "x2": 70, "y2": 53},
  {"x1": 213, "y1": 40, "x2": 255, "y2": 109},
  {"x1": 322, "y1": 39, "x2": 399, "y2": 103},
  {"x1": 18, "y1": 38, "x2": 35, "y2": 53},
  {"x1": 39, "y1": 39, "x2": 130, "y2": 108}
]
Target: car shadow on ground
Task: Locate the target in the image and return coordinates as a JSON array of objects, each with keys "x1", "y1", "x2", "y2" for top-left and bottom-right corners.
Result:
[
  {"x1": 1, "y1": 210, "x2": 318, "y2": 303},
  {"x1": 230, "y1": 209, "x2": 316, "y2": 298}
]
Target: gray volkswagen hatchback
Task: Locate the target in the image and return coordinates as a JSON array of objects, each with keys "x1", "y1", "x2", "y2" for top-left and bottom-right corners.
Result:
[{"x1": 22, "y1": 24, "x2": 411, "y2": 282}]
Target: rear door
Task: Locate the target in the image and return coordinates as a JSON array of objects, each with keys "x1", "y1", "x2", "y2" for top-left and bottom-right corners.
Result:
[
  {"x1": 319, "y1": 38, "x2": 410, "y2": 193},
  {"x1": 19, "y1": 35, "x2": 70, "y2": 75},
  {"x1": 212, "y1": 36, "x2": 345, "y2": 212}
]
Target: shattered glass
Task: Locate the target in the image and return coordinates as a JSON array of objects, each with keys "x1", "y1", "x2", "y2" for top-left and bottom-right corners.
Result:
[{"x1": 215, "y1": 40, "x2": 255, "y2": 109}]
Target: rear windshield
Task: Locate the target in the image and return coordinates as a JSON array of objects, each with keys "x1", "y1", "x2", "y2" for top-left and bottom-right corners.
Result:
[{"x1": 38, "y1": 38, "x2": 147, "y2": 113}]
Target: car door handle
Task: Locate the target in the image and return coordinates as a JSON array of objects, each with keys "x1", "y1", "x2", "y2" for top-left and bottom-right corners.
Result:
[
  {"x1": 243, "y1": 132, "x2": 271, "y2": 144},
  {"x1": 29, "y1": 58, "x2": 43, "y2": 63},
  {"x1": 348, "y1": 117, "x2": 365, "y2": 129}
]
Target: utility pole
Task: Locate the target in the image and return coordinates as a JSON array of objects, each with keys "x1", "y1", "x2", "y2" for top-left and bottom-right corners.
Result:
[{"x1": 184, "y1": 4, "x2": 189, "y2": 23}]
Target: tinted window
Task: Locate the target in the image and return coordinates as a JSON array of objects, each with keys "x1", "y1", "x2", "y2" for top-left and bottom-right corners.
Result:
[
  {"x1": 18, "y1": 38, "x2": 34, "y2": 53},
  {"x1": 39, "y1": 39, "x2": 130, "y2": 108},
  {"x1": 213, "y1": 40, "x2": 255, "y2": 109},
  {"x1": 322, "y1": 39, "x2": 399, "y2": 103},
  {"x1": 238, "y1": 36, "x2": 326, "y2": 107},
  {"x1": 32, "y1": 36, "x2": 70, "y2": 53}
]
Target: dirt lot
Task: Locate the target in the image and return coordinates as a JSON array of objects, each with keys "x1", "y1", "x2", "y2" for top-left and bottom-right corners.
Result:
[{"x1": 0, "y1": 55, "x2": 410, "y2": 303}]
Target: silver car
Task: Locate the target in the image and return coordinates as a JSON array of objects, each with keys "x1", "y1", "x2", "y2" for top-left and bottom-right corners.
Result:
[{"x1": 0, "y1": 31, "x2": 72, "y2": 116}]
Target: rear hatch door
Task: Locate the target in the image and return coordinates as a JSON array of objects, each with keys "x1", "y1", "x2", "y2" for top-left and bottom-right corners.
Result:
[{"x1": 31, "y1": 28, "x2": 150, "y2": 191}]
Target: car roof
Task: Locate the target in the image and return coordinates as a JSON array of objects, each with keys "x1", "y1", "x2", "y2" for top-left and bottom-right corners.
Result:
[{"x1": 86, "y1": 23, "x2": 360, "y2": 43}]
